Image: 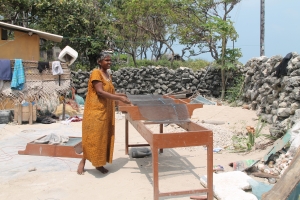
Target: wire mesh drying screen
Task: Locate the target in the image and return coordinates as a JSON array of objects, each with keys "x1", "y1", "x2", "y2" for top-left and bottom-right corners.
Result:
[
  {"x1": 127, "y1": 94, "x2": 164, "y2": 101},
  {"x1": 126, "y1": 95, "x2": 190, "y2": 123},
  {"x1": 137, "y1": 104, "x2": 190, "y2": 123},
  {"x1": 127, "y1": 94, "x2": 175, "y2": 105}
]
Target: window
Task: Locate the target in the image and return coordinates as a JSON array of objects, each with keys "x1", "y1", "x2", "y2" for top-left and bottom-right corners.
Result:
[{"x1": 1, "y1": 28, "x2": 14, "y2": 40}]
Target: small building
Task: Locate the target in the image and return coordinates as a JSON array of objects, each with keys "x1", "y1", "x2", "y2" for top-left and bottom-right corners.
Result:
[
  {"x1": 0, "y1": 22, "x2": 63, "y2": 60},
  {"x1": 0, "y1": 22, "x2": 69, "y2": 124}
]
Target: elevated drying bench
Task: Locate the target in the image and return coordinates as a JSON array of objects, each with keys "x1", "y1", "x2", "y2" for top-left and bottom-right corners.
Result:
[{"x1": 118, "y1": 95, "x2": 213, "y2": 200}]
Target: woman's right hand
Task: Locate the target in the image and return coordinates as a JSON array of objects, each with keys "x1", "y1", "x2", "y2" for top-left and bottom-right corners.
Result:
[{"x1": 119, "y1": 96, "x2": 131, "y2": 104}]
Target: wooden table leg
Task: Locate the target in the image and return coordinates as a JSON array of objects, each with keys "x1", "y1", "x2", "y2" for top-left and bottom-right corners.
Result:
[
  {"x1": 159, "y1": 124, "x2": 163, "y2": 153},
  {"x1": 207, "y1": 143, "x2": 214, "y2": 200},
  {"x1": 152, "y1": 146, "x2": 159, "y2": 200},
  {"x1": 125, "y1": 118, "x2": 129, "y2": 155},
  {"x1": 18, "y1": 103, "x2": 22, "y2": 125}
]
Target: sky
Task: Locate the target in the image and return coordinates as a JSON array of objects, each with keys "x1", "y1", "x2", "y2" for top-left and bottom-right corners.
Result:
[{"x1": 177, "y1": 0, "x2": 300, "y2": 64}]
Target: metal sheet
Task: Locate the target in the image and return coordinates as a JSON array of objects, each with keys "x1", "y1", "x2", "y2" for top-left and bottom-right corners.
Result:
[
  {"x1": 127, "y1": 94, "x2": 164, "y2": 101},
  {"x1": 127, "y1": 94, "x2": 174, "y2": 105},
  {"x1": 190, "y1": 95, "x2": 216, "y2": 105},
  {"x1": 130, "y1": 99, "x2": 175, "y2": 106},
  {"x1": 137, "y1": 104, "x2": 190, "y2": 123}
]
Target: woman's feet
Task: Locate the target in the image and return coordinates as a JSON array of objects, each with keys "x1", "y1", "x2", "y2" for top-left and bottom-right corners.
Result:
[
  {"x1": 96, "y1": 166, "x2": 109, "y2": 174},
  {"x1": 77, "y1": 159, "x2": 108, "y2": 175},
  {"x1": 77, "y1": 158, "x2": 86, "y2": 175}
]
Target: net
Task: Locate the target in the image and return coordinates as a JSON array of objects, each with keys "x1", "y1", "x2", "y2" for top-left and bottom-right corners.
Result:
[
  {"x1": 0, "y1": 61, "x2": 71, "y2": 112},
  {"x1": 127, "y1": 94, "x2": 190, "y2": 123}
]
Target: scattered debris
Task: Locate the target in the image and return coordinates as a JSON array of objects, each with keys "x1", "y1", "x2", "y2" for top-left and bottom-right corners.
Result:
[
  {"x1": 256, "y1": 152, "x2": 293, "y2": 178},
  {"x1": 262, "y1": 148, "x2": 300, "y2": 199},
  {"x1": 130, "y1": 147, "x2": 151, "y2": 158},
  {"x1": 255, "y1": 141, "x2": 274, "y2": 150},
  {"x1": 213, "y1": 165, "x2": 224, "y2": 172},
  {"x1": 251, "y1": 172, "x2": 279, "y2": 179},
  {"x1": 213, "y1": 147, "x2": 223, "y2": 153},
  {"x1": 28, "y1": 167, "x2": 36, "y2": 172},
  {"x1": 229, "y1": 159, "x2": 260, "y2": 171},
  {"x1": 242, "y1": 104, "x2": 250, "y2": 109},
  {"x1": 262, "y1": 130, "x2": 291, "y2": 162},
  {"x1": 201, "y1": 120, "x2": 225, "y2": 125}
]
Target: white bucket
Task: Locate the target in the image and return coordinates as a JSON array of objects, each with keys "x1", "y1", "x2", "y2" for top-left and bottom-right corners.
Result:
[{"x1": 58, "y1": 46, "x2": 78, "y2": 66}]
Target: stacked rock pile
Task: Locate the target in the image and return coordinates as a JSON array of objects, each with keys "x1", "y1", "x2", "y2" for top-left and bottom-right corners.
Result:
[{"x1": 241, "y1": 53, "x2": 300, "y2": 137}]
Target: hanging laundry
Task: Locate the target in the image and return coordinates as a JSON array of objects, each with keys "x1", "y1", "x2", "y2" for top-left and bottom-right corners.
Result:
[
  {"x1": 0, "y1": 59, "x2": 12, "y2": 80},
  {"x1": 37, "y1": 61, "x2": 50, "y2": 73},
  {"x1": 52, "y1": 61, "x2": 64, "y2": 75},
  {"x1": 11, "y1": 59, "x2": 25, "y2": 90}
]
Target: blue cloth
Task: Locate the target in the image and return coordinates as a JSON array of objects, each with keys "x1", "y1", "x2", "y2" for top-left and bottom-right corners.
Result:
[
  {"x1": 248, "y1": 179, "x2": 273, "y2": 200},
  {"x1": 75, "y1": 94, "x2": 85, "y2": 105},
  {"x1": 11, "y1": 59, "x2": 25, "y2": 90},
  {"x1": 0, "y1": 59, "x2": 12, "y2": 80}
]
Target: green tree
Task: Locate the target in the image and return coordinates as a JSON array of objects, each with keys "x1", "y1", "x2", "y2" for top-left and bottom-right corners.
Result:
[
  {"x1": 1, "y1": 0, "x2": 110, "y2": 70},
  {"x1": 34, "y1": 0, "x2": 109, "y2": 70},
  {"x1": 174, "y1": 0, "x2": 241, "y2": 99},
  {"x1": 111, "y1": 0, "x2": 177, "y2": 67}
]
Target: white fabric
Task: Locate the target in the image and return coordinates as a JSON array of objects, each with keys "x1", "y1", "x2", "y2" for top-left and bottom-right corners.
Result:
[
  {"x1": 200, "y1": 171, "x2": 258, "y2": 200},
  {"x1": 34, "y1": 133, "x2": 69, "y2": 145},
  {"x1": 288, "y1": 121, "x2": 300, "y2": 153},
  {"x1": 52, "y1": 61, "x2": 64, "y2": 75}
]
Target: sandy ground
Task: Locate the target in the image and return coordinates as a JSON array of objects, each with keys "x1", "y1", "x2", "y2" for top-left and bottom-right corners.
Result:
[{"x1": 0, "y1": 104, "x2": 273, "y2": 200}]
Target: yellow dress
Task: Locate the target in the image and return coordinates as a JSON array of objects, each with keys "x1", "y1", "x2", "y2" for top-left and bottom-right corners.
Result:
[{"x1": 82, "y1": 69, "x2": 115, "y2": 167}]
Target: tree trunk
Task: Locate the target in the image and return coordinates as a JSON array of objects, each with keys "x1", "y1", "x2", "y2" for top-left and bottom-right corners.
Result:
[
  {"x1": 132, "y1": 55, "x2": 137, "y2": 67},
  {"x1": 130, "y1": 51, "x2": 137, "y2": 67},
  {"x1": 220, "y1": 36, "x2": 226, "y2": 100},
  {"x1": 127, "y1": 53, "x2": 130, "y2": 64},
  {"x1": 88, "y1": 54, "x2": 97, "y2": 71},
  {"x1": 221, "y1": 68, "x2": 225, "y2": 99}
]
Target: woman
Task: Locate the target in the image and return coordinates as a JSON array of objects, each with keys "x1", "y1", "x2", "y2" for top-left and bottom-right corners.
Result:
[{"x1": 77, "y1": 52, "x2": 130, "y2": 175}]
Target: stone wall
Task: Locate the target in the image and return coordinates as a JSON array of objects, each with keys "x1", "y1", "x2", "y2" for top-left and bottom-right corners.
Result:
[
  {"x1": 72, "y1": 66, "x2": 241, "y2": 98},
  {"x1": 71, "y1": 52, "x2": 300, "y2": 137},
  {"x1": 240, "y1": 52, "x2": 300, "y2": 137}
]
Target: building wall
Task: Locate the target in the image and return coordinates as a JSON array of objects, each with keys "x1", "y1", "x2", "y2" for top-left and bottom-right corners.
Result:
[{"x1": 0, "y1": 29, "x2": 40, "y2": 60}]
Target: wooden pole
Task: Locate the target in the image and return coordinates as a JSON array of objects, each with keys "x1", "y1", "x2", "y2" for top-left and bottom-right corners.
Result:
[
  {"x1": 18, "y1": 103, "x2": 22, "y2": 125},
  {"x1": 260, "y1": 0, "x2": 265, "y2": 56},
  {"x1": 29, "y1": 102, "x2": 33, "y2": 125}
]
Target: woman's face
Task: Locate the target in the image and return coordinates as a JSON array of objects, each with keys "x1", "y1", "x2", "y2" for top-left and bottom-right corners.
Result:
[{"x1": 98, "y1": 55, "x2": 111, "y2": 70}]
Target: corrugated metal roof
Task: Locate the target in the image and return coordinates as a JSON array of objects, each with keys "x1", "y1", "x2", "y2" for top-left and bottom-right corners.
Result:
[{"x1": 0, "y1": 22, "x2": 63, "y2": 42}]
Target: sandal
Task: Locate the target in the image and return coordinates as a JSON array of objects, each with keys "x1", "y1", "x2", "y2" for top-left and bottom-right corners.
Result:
[
  {"x1": 41, "y1": 118, "x2": 52, "y2": 124},
  {"x1": 46, "y1": 117, "x2": 56, "y2": 123}
]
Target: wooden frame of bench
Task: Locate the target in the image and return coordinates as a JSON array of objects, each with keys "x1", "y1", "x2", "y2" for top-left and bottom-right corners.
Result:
[
  {"x1": 118, "y1": 97, "x2": 213, "y2": 200},
  {"x1": 18, "y1": 136, "x2": 83, "y2": 158}
]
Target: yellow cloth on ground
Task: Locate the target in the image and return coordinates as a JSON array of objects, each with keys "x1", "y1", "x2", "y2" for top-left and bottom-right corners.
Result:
[
  {"x1": 53, "y1": 103, "x2": 78, "y2": 117},
  {"x1": 82, "y1": 69, "x2": 115, "y2": 167}
]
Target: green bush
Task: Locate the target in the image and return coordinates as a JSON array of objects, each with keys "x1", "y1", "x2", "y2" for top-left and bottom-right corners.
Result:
[
  {"x1": 72, "y1": 62, "x2": 90, "y2": 71},
  {"x1": 177, "y1": 59, "x2": 210, "y2": 71},
  {"x1": 74, "y1": 54, "x2": 211, "y2": 72},
  {"x1": 225, "y1": 74, "x2": 245, "y2": 103},
  {"x1": 111, "y1": 54, "x2": 210, "y2": 71}
]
